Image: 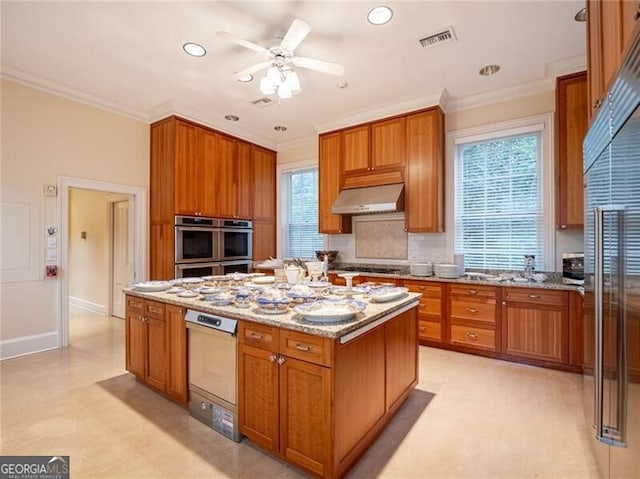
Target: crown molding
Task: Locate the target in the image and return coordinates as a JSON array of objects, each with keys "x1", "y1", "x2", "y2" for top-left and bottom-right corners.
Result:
[
  {"x1": 276, "y1": 135, "x2": 317, "y2": 152},
  {"x1": 1, "y1": 66, "x2": 149, "y2": 122},
  {"x1": 546, "y1": 55, "x2": 587, "y2": 80},
  {"x1": 314, "y1": 90, "x2": 446, "y2": 134}
]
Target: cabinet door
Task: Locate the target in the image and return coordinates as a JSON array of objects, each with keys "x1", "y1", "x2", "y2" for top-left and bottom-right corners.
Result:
[
  {"x1": 252, "y1": 219, "x2": 275, "y2": 262},
  {"x1": 403, "y1": 280, "x2": 443, "y2": 342},
  {"x1": 238, "y1": 343, "x2": 280, "y2": 452},
  {"x1": 145, "y1": 316, "x2": 167, "y2": 391},
  {"x1": 384, "y1": 308, "x2": 418, "y2": 412},
  {"x1": 503, "y1": 303, "x2": 568, "y2": 363},
  {"x1": 341, "y1": 125, "x2": 370, "y2": 175},
  {"x1": 174, "y1": 120, "x2": 201, "y2": 215},
  {"x1": 213, "y1": 134, "x2": 238, "y2": 218},
  {"x1": 279, "y1": 356, "x2": 331, "y2": 477},
  {"x1": 319, "y1": 132, "x2": 351, "y2": 234},
  {"x1": 556, "y1": 72, "x2": 587, "y2": 229},
  {"x1": 126, "y1": 311, "x2": 146, "y2": 379},
  {"x1": 253, "y1": 147, "x2": 276, "y2": 221},
  {"x1": 371, "y1": 117, "x2": 406, "y2": 170},
  {"x1": 236, "y1": 141, "x2": 253, "y2": 219},
  {"x1": 166, "y1": 305, "x2": 187, "y2": 405},
  {"x1": 405, "y1": 108, "x2": 444, "y2": 232}
]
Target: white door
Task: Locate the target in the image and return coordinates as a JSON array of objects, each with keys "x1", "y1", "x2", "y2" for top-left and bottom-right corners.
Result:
[{"x1": 111, "y1": 199, "x2": 132, "y2": 318}]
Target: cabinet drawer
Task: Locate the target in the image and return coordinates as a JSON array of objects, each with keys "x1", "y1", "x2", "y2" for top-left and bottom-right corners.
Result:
[
  {"x1": 503, "y1": 288, "x2": 568, "y2": 307},
  {"x1": 450, "y1": 325, "x2": 496, "y2": 351},
  {"x1": 450, "y1": 301, "x2": 496, "y2": 324},
  {"x1": 126, "y1": 296, "x2": 144, "y2": 314},
  {"x1": 418, "y1": 320, "x2": 441, "y2": 342},
  {"x1": 144, "y1": 301, "x2": 165, "y2": 320},
  {"x1": 279, "y1": 330, "x2": 332, "y2": 367},
  {"x1": 420, "y1": 297, "x2": 442, "y2": 318},
  {"x1": 239, "y1": 322, "x2": 278, "y2": 350},
  {"x1": 449, "y1": 284, "x2": 497, "y2": 300},
  {"x1": 403, "y1": 281, "x2": 443, "y2": 297}
]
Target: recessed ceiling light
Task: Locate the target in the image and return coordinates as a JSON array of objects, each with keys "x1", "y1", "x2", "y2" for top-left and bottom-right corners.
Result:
[
  {"x1": 225, "y1": 115, "x2": 239, "y2": 121},
  {"x1": 183, "y1": 42, "x2": 206, "y2": 57},
  {"x1": 479, "y1": 64, "x2": 501, "y2": 76},
  {"x1": 337, "y1": 82, "x2": 349, "y2": 89},
  {"x1": 574, "y1": 8, "x2": 586, "y2": 22},
  {"x1": 367, "y1": 6, "x2": 393, "y2": 25},
  {"x1": 237, "y1": 74, "x2": 254, "y2": 82},
  {"x1": 274, "y1": 126, "x2": 287, "y2": 132}
]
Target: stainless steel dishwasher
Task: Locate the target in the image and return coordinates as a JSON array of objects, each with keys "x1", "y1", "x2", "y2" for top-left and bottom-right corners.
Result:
[{"x1": 185, "y1": 309, "x2": 241, "y2": 441}]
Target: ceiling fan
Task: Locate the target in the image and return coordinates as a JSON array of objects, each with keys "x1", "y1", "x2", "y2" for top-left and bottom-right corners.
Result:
[{"x1": 216, "y1": 19, "x2": 345, "y2": 99}]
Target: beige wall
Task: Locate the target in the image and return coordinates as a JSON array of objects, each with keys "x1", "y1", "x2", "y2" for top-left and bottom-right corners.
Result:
[
  {"x1": 1, "y1": 79, "x2": 149, "y2": 351},
  {"x1": 68, "y1": 189, "x2": 109, "y2": 310}
]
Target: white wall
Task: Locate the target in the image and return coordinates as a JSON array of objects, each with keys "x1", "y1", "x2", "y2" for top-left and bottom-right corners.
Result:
[
  {"x1": 68, "y1": 189, "x2": 108, "y2": 313},
  {"x1": 0, "y1": 79, "x2": 149, "y2": 357}
]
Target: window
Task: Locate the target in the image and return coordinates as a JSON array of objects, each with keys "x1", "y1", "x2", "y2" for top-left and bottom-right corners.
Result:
[
  {"x1": 281, "y1": 167, "x2": 324, "y2": 258},
  {"x1": 454, "y1": 129, "x2": 544, "y2": 269}
]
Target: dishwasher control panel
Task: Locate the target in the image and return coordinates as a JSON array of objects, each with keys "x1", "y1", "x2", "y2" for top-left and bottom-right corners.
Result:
[{"x1": 185, "y1": 309, "x2": 237, "y2": 334}]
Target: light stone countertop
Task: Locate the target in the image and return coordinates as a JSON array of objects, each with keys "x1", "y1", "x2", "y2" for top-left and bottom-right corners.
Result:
[{"x1": 124, "y1": 288, "x2": 422, "y2": 339}]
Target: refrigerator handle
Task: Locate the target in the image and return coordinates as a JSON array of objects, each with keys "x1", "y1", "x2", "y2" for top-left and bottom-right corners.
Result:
[{"x1": 594, "y1": 205, "x2": 627, "y2": 447}]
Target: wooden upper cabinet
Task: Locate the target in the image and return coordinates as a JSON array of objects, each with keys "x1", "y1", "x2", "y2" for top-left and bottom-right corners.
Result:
[
  {"x1": 198, "y1": 129, "x2": 220, "y2": 218},
  {"x1": 319, "y1": 132, "x2": 352, "y2": 234},
  {"x1": 404, "y1": 107, "x2": 444, "y2": 233},
  {"x1": 556, "y1": 72, "x2": 588, "y2": 229},
  {"x1": 587, "y1": 0, "x2": 640, "y2": 119},
  {"x1": 252, "y1": 146, "x2": 277, "y2": 221},
  {"x1": 371, "y1": 117, "x2": 406, "y2": 170},
  {"x1": 214, "y1": 133, "x2": 239, "y2": 219},
  {"x1": 236, "y1": 141, "x2": 253, "y2": 219},
  {"x1": 173, "y1": 120, "x2": 200, "y2": 215},
  {"x1": 341, "y1": 125, "x2": 370, "y2": 175}
]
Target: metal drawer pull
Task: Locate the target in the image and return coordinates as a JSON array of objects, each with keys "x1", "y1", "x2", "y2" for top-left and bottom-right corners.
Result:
[
  {"x1": 269, "y1": 354, "x2": 277, "y2": 363},
  {"x1": 249, "y1": 332, "x2": 265, "y2": 339},
  {"x1": 295, "y1": 343, "x2": 312, "y2": 352},
  {"x1": 528, "y1": 294, "x2": 541, "y2": 299},
  {"x1": 466, "y1": 308, "x2": 478, "y2": 315},
  {"x1": 468, "y1": 289, "x2": 478, "y2": 295},
  {"x1": 130, "y1": 301, "x2": 141, "y2": 308},
  {"x1": 465, "y1": 333, "x2": 478, "y2": 340},
  {"x1": 148, "y1": 306, "x2": 160, "y2": 313},
  {"x1": 419, "y1": 327, "x2": 426, "y2": 333},
  {"x1": 277, "y1": 356, "x2": 286, "y2": 365}
]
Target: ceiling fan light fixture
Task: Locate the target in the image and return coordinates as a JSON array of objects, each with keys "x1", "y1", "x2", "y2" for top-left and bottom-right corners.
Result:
[
  {"x1": 266, "y1": 66, "x2": 282, "y2": 86},
  {"x1": 278, "y1": 82, "x2": 293, "y2": 99},
  {"x1": 182, "y1": 42, "x2": 206, "y2": 57},
  {"x1": 260, "y1": 76, "x2": 276, "y2": 95},
  {"x1": 367, "y1": 6, "x2": 393, "y2": 25},
  {"x1": 285, "y1": 70, "x2": 301, "y2": 91}
]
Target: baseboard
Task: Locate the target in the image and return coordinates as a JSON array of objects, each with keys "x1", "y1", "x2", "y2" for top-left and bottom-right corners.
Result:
[
  {"x1": 69, "y1": 296, "x2": 107, "y2": 316},
  {"x1": 0, "y1": 331, "x2": 58, "y2": 360}
]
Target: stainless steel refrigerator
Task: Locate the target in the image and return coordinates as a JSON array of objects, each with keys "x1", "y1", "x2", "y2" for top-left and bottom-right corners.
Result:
[{"x1": 583, "y1": 29, "x2": 640, "y2": 479}]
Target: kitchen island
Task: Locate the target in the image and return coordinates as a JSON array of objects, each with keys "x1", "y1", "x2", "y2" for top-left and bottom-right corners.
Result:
[{"x1": 124, "y1": 288, "x2": 421, "y2": 479}]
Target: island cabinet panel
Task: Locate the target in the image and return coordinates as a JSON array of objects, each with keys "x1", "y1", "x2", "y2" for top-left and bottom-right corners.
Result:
[
  {"x1": 501, "y1": 288, "x2": 569, "y2": 365},
  {"x1": 319, "y1": 132, "x2": 352, "y2": 234},
  {"x1": 384, "y1": 307, "x2": 418, "y2": 413},
  {"x1": 126, "y1": 297, "x2": 146, "y2": 379},
  {"x1": 280, "y1": 357, "x2": 332, "y2": 477},
  {"x1": 447, "y1": 284, "x2": 500, "y2": 352},
  {"x1": 404, "y1": 107, "x2": 444, "y2": 233},
  {"x1": 165, "y1": 305, "x2": 187, "y2": 405},
  {"x1": 555, "y1": 71, "x2": 588, "y2": 229},
  {"x1": 403, "y1": 280, "x2": 444, "y2": 343}
]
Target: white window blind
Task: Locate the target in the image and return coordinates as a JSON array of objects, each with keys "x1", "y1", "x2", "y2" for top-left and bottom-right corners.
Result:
[
  {"x1": 454, "y1": 131, "x2": 543, "y2": 269},
  {"x1": 282, "y1": 167, "x2": 324, "y2": 258}
]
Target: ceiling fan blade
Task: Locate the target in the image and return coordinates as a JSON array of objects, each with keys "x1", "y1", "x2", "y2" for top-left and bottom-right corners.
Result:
[
  {"x1": 231, "y1": 62, "x2": 272, "y2": 81},
  {"x1": 280, "y1": 19, "x2": 311, "y2": 52},
  {"x1": 216, "y1": 31, "x2": 270, "y2": 56},
  {"x1": 292, "y1": 56, "x2": 345, "y2": 76}
]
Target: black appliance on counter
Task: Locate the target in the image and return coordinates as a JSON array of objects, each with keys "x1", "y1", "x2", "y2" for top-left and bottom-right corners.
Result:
[
  {"x1": 562, "y1": 252, "x2": 584, "y2": 285},
  {"x1": 174, "y1": 215, "x2": 252, "y2": 278},
  {"x1": 582, "y1": 27, "x2": 640, "y2": 479}
]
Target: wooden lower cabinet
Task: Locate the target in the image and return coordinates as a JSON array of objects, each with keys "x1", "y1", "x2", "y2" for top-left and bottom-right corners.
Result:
[
  {"x1": 125, "y1": 295, "x2": 188, "y2": 406},
  {"x1": 403, "y1": 280, "x2": 444, "y2": 343},
  {"x1": 501, "y1": 288, "x2": 569, "y2": 365},
  {"x1": 237, "y1": 307, "x2": 418, "y2": 478},
  {"x1": 448, "y1": 284, "x2": 500, "y2": 352}
]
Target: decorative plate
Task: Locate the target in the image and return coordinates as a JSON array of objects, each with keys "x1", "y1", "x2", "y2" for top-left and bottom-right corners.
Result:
[
  {"x1": 368, "y1": 287, "x2": 409, "y2": 303},
  {"x1": 132, "y1": 281, "x2": 172, "y2": 292},
  {"x1": 294, "y1": 300, "x2": 366, "y2": 323}
]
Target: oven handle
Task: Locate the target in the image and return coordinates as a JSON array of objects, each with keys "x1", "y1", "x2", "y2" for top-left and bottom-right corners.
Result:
[{"x1": 176, "y1": 225, "x2": 218, "y2": 233}]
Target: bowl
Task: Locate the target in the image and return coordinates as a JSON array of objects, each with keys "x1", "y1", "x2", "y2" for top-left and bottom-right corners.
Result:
[
  {"x1": 255, "y1": 294, "x2": 291, "y2": 314},
  {"x1": 315, "y1": 250, "x2": 338, "y2": 263},
  {"x1": 181, "y1": 277, "x2": 204, "y2": 290}
]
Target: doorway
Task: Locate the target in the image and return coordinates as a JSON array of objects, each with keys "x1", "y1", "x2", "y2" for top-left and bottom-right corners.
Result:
[{"x1": 58, "y1": 176, "x2": 147, "y2": 348}]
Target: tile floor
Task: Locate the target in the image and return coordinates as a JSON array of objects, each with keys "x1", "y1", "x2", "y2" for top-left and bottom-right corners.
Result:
[{"x1": 0, "y1": 307, "x2": 601, "y2": 478}]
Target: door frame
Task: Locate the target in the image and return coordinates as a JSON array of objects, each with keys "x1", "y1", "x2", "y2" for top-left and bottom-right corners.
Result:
[
  {"x1": 58, "y1": 176, "x2": 147, "y2": 347},
  {"x1": 106, "y1": 194, "x2": 134, "y2": 318}
]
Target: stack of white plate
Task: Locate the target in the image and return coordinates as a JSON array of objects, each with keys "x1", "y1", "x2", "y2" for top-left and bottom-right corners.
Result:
[
  {"x1": 410, "y1": 263, "x2": 433, "y2": 277},
  {"x1": 434, "y1": 263, "x2": 463, "y2": 279}
]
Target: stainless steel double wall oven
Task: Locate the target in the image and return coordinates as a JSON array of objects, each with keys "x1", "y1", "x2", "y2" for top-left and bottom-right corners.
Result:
[{"x1": 174, "y1": 215, "x2": 253, "y2": 278}]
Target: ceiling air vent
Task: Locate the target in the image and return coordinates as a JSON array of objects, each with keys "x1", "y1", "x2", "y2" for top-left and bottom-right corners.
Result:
[
  {"x1": 250, "y1": 97, "x2": 274, "y2": 109},
  {"x1": 419, "y1": 26, "x2": 456, "y2": 48}
]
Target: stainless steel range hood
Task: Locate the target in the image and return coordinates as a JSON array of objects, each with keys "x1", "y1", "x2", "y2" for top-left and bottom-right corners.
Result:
[{"x1": 331, "y1": 183, "x2": 405, "y2": 215}]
